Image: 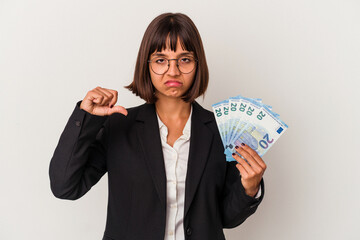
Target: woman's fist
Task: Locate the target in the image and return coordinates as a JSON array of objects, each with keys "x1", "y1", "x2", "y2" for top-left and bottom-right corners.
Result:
[{"x1": 80, "y1": 87, "x2": 128, "y2": 116}]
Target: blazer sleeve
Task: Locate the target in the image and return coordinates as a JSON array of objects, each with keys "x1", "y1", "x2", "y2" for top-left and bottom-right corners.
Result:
[
  {"x1": 220, "y1": 161, "x2": 265, "y2": 228},
  {"x1": 49, "y1": 101, "x2": 109, "y2": 200}
]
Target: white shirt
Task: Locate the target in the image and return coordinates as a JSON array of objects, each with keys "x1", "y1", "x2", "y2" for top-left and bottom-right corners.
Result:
[
  {"x1": 156, "y1": 106, "x2": 261, "y2": 240},
  {"x1": 156, "y1": 106, "x2": 192, "y2": 240}
]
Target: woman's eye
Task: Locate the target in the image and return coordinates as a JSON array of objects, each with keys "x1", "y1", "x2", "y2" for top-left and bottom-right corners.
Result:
[
  {"x1": 155, "y1": 58, "x2": 166, "y2": 64},
  {"x1": 180, "y1": 57, "x2": 191, "y2": 63}
]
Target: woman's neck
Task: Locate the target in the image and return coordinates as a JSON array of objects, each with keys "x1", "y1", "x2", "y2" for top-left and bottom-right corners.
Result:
[{"x1": 155, "y1": 97, "x2": 191, "y2": 121}]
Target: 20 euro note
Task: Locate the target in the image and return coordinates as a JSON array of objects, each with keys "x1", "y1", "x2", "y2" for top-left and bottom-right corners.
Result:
[
  {"x1": 225, "y1": 105, "x2": 288, "y2": 158},
  {"x1": 228, "y1": 96, "x2": 257, "y2": 148},
  {"x1": 228, "y1": 96, "x2": 264, "y2": 149},
  {"x1": 212, "y1": 100, "x2": 237, "y2": 162},
  {"x1": 212, "y1": 100, "x2": 229, "y2": 146}
]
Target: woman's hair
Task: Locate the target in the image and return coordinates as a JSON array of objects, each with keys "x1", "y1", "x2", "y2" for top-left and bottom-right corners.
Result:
[{"x1": 125, "y1": 12, "x2": 209, "y2": 103}]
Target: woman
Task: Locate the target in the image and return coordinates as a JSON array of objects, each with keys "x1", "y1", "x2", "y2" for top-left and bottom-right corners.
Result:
[{"x1": 49, "y1": 12, "x2": 266, "y2": 240}]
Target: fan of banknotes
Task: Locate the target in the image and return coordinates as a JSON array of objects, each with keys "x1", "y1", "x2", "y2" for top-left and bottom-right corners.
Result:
[{"x1": 212, "y1": 95, "x2": 288, "y2": 162}]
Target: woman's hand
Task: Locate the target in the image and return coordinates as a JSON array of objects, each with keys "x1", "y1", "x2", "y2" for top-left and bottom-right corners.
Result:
[
  {"x1": 80, "y1": 86, "x2": 128, "y2": 116},
  {"x1": 232, "y1": 143, "x2": 267, "y2": 197}
]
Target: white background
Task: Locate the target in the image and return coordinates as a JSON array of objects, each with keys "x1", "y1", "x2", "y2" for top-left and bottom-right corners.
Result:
[{"x1": 1, "y1": 0, "x2": 359, "y2": 239}]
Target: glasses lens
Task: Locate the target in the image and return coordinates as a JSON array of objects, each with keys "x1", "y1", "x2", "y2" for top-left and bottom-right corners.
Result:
[
  {"x1": 150, "y1": 57, "x2": 168, "y2": 74},
  {"x1": 178, "y1": 56, "x2": 196, "y2": 74}
]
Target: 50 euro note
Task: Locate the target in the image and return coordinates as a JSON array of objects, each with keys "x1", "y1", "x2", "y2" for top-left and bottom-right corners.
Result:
[{"x1": 225, "y1": 105, "x2": 288, "y2": 158}]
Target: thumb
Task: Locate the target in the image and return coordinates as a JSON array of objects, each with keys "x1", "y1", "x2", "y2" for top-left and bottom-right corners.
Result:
[{"x1": 108, "y1": 105, "x2": 128, "y2": 116}]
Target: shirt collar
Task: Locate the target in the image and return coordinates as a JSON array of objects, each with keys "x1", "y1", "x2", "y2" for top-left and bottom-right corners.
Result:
[{"x1": 156, "y1": 105, "x2": 192, "y2": 140}]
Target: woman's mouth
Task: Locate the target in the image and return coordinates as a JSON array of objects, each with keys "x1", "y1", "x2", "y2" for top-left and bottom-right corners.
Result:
[{"x1": 164, "y1": 80, "x2": 183, "y2": 87}]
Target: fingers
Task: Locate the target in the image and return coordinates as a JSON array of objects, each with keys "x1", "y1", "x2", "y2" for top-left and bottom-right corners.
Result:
[
  {"x1": 108, "y1": 105, "x2": 128, "y2": 116},
  {"x1": 232, "y1": 143, "x2": 266, "y2": 175},
  {"x1": 238, "y1": 143, "x2": 267, "y2": 170},
  {"x1": 92, "y1": 87, "x2": 117, "y2": 107},
  {"x1": 233, "y1": 147, "x2": 260, "y2": 172},
  {"x1": 82, "y1": 86, "x2": 127, "y2": 116},
  {"x1": 108, "y1": 89, "x2": 118, "y2": 107},
  {"x1": 232, "y1": 151, "x2": 256, "y2": 175},
  {"x1": 235, "y1": 163, "x2": 248, "y2": 178}
]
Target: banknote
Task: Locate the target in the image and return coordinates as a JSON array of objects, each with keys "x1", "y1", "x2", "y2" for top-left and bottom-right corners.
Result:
[
  {"x1": 213, "y1": 95, "x2": 288, "y2": 161},
  {"x1": 228, "y1": 97, "x2": 263, "y2": 148},
  {"x1": 226, "y1": 105, "x2": 288, "y2": 157},
  {"x1": 212, "y1": 100, "x2": 228, "y2": 146}
]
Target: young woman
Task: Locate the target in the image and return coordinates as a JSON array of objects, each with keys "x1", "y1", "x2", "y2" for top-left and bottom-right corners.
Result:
[{"x1": 49, "y1": 12, "x2": 266, "y2": 240}]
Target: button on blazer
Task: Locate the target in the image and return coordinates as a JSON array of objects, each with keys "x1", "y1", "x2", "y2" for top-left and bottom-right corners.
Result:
[{"x1": 49, "y1": 100, "x2": 265, "y2": 240}]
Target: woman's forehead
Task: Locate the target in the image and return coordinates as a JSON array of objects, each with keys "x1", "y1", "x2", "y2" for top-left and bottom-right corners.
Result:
[
  {"x1": 150, "y1": 51, "x2": 194, "y2": 59},
  {"x1": 151, "y1": 41, "x2": 193, "y2": 56},
  {"x1": 151, "y1": 48, "x2": 193, "y2": 55},
  {"x1": 152, "y1": 35, "x2": 186, "y2": 51}
]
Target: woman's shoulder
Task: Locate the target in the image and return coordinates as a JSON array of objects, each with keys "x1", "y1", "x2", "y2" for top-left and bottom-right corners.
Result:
[{"x1": 192, "y1": 101, "x2": 215, "y2": 122}]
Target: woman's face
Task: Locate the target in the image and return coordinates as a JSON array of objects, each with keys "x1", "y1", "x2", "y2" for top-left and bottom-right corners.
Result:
[{"x1": 149, "y1": 38, "x2": 196, "y2": 101}]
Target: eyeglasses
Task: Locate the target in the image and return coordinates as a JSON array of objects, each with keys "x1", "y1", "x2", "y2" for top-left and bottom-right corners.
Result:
[{"x1": 148, "y1": 56, "x2": 198, "y2": 75}]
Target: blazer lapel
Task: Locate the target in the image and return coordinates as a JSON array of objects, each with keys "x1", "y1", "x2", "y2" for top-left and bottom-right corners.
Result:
[
  {"x1": 134, "y1": 101, "x2": 215, "y2": 217},
  {"x1": 184, "y1": 101, "x2": 214, "y2": 218},
  {"x1": 135, "y1": 103, "x2": 167, "y2": 208}
]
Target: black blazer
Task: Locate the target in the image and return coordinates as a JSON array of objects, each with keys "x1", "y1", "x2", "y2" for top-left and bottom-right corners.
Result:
[{"x1": 49, "y1": 100, "x2": 264, "y2": 240}]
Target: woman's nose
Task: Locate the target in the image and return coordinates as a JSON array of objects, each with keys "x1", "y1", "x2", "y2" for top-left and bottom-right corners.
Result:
[{"x1": 167, "y1": 59, "x2": 181, "y2": 75}]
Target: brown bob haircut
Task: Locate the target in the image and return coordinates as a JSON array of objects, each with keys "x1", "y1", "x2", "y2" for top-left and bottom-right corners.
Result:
[{"x1": 125, "y1": 12, "x2": 209, "y2": 103}]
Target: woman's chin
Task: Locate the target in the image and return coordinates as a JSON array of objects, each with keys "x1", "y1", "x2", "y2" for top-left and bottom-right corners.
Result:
[
  {"x1": 157, "y1": 90, "x2": 184, "y2": 100},
  {"x1": 169, "y1": 89, "x2": 181, "y2": 96}
]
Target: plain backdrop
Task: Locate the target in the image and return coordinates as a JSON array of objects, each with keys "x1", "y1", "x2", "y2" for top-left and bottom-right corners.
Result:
[{"x1": 1, "y1": 0, "x2": 359, "y2": 239}]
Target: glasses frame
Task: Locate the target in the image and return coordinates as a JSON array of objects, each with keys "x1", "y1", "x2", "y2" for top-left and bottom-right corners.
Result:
[{"x1": 148, "y1": 56, "x2": 198, "y2": 75}]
